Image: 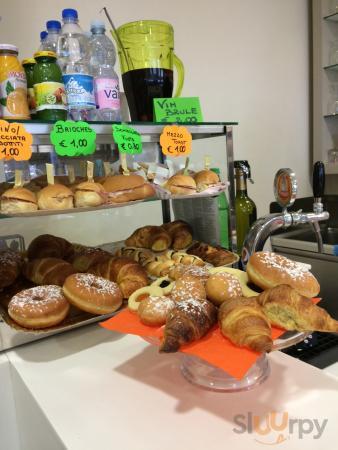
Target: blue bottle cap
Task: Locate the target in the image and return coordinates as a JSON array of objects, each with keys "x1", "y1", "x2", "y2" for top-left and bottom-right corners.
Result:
[
  {"x1": 46, "y1": 20, "x2": 61, "y2": 31},
  {"x1": 40, "y1": 31, "x2": 48, "y2": 40},
  {"x1": 62, "y1": 9, "x2": 78, "y2": 20}
]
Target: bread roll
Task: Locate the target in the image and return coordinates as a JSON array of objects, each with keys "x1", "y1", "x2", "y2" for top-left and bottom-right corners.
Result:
[
  {"x1": 247, "y1": 251, "x2": 320, "y2": 298},
  {"x1": 74, "y1": 181, "x2": 107, "y2": 207},
  {"x1": 103, "y1": 174, "x2": 155, "y2": 203},
  {"x1": 194, "y1": 169, "x2": 219, "y2": 191},
  {"x1": 165, "y1": 174, "x2": 197, "y2": 195},
  {"x1": 1, "y1": 187, "x2": 38, "y2": 213},
  {"x1": 37, "y1": 184, "x2": 74, "y2": 210}
]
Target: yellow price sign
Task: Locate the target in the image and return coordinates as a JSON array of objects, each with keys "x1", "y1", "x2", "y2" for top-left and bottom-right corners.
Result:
[
  {"x1": 0, "y1": 120, "x2": 33, "y2": 161},
  {"x1": 159, "y1": 125, "x2": 192, "y2": 157}
]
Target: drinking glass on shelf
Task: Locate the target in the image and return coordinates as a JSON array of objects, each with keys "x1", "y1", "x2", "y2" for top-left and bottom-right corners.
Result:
[
  {"x1": 329, "y1": 40, "x2": 338, "y2": 65},
  {"x1": 327, "y1": 84, "x2": 338, "y2": 115}
]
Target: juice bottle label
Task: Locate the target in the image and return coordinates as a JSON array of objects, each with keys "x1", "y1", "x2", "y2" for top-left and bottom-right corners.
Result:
[
  {"x1": 34, "y1": 82, "x2": 67, "y2": 111},
  {"x1": 94, "y1": 77, "x2": 120, "y2": 110},
  {"x1": 27, "y1": 88, "x2": 37, "y2": 115},
  {"x1": 0, "y1": 61, "x2": 30, "y2": 119},
  {"x1": 62, "y1": 74, "x2": 96, "y2": 108}
]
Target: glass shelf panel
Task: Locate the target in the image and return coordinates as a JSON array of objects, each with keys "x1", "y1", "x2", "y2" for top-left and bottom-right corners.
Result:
[
  {"x1": 324, "y1": 63, "x2": 338, "y2": 70},
  {"x1": 323, "y1": 12, "x2": 338, "y2": 21}
]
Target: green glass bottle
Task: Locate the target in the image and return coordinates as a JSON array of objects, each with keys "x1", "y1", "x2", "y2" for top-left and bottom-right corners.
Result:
[
  {"x1": 33, "y1": 51, "x2": 67, "y2": 121},
  {"x1": 234, "y1": 161, "x2": 257, "y2": 253},
  {"x1": 211, "y1": 167, "x2": 229, "y2": 248}
]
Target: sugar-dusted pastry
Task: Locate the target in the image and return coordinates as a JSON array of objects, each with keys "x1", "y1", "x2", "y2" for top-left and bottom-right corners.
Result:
[
  {"x1": 206, "y1": 272, "x2": 243, "y2": 305},
  {"x1": 138, "y1": 295, "x2": 175, "y2": 326},
  {"x1": 170, "y1": 275, "x2": 206, "y2": 303}
]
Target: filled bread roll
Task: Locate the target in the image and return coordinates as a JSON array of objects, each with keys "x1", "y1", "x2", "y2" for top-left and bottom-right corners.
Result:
[
  {"x1": 74, "y1": 181, "x2": 107, "y2": 207},
  {"x1": 194, "y1": 169, "x2": 219, "y2": 191},
  {"x1": 1, "y1": 187, "x2": 38, "y2": 213},
  {"x1": 37, "y1": 184, "x2": 74, "y2": 210},
  {"x1": 165, "y1": 174, "x2": 197, "y2": 195},
  {"x1": 103, "y1": 174, "x2": 155, "y2": 203}
]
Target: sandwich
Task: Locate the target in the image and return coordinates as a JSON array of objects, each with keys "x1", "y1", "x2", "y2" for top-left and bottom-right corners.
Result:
[
  {"x1": 194, "y1": 169, "x2": 219, "y2": 191},
  {"x1": 37, "y1": 184, "x2": 74, "y2": 210},
  {"x1": 1, "y1": 187, "x2": 38, "y2": 213},
  {"x1": 103, "y1": 174, "x2": 155, "y2": 203},
  {"x1": 165, "y1": 174, "x2": 197, "y2": 195},
  {"x1": 74, "y1": 181, "x2": 107, "y2": 208}
]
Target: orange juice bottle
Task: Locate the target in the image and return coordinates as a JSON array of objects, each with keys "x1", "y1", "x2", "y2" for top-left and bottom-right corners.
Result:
[{"x1": 0, "y1": 44, "x2": 30, "y2": 119}]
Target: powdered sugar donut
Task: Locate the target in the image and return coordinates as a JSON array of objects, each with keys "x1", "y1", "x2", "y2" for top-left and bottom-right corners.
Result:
[
  {"x1": 8, "y1": 285, "x2": 70, "y2": 329},
  {"x1": 138, "y1": 296, "x2": 175, "y2": 326},
  {"x1": 205, "y1": 272, "x2": 243, "y2": 305},
  {"x1": 63, "y1": 273, "x2": 123, "y2": 315},
  {"x1": 247, "y1": 251, "x2": 320, "y2": 298}
]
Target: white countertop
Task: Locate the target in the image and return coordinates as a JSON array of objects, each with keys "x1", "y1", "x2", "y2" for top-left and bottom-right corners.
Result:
[{"x1": 4, "y1": 324, "x2": 338, "y2": 450}]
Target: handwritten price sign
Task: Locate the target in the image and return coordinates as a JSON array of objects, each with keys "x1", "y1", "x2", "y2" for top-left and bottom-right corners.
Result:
[
  {"x1": 0, "y1": 120, "x2": 33, "y2": 161},
  {"x1": 159, "y1": 125, "x2": 192, "y2": 157},
  {"x1": 50, "y1": 120, "x2": 96, "y2": 157},
  {"x1": 112, "y1": 124, "x2": 142, "y2": 155}
]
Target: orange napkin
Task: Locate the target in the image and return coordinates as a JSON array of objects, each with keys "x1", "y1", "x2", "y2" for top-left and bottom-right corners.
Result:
[{"x1": 101, "y1": 299, "x2": 320, "y2": 380}]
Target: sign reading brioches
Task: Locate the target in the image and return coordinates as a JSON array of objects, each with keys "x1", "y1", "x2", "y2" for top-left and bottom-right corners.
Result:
[
  {"x1": 50, "y1": 120, "x2": 97, "y2": 157},
  {"x1": 159, "y1": 125, "x2": 192, "y2": 157},
  {"x1": 0, "y1": 120, "x2": 33, "y2": 161}
]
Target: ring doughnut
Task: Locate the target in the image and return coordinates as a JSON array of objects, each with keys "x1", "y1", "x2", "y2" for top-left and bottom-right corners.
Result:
[
  {"x1": 63, "y1": 273, "x2": 123, "y2": 315},
  {"x1": 8, "y1": 285, "x2": 70, "y2": 329},
  {"x1": 246, "y1": 251, "x2": 320, "y2": 298}
]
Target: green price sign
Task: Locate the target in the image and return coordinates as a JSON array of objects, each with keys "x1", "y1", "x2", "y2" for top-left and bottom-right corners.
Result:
[
  {"x1": 50, "y1": 121, "x2": 97, "y2": 157},
  {"x1": 153, "y1": 97, "x2": 203, "y2": 123},
  {"x1": 112, "y1": 124, "x2": 142, "y2": 154}
]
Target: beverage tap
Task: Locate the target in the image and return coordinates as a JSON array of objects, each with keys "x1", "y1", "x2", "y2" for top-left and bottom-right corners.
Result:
[{"x1": 241, "y1": 165, "x2": 329, "y2": 269}]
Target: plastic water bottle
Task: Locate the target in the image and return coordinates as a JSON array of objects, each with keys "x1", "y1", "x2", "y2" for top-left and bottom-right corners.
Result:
[
  {"x1": 44, "y1": 20, "x2": 61, "y2": 53},
  {"x1": 90, "y1": 19, "x2": 121, "y2": 121},
  {"x1": 57, "y1": 8, "x2": 95, "y2": 121},
  {"x1": 39, "y1": 31, "x2": 48, "y2": 50}
]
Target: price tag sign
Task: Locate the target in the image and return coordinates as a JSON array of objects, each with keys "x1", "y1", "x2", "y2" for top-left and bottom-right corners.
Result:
[
  {"x1": 154, "y1": 97, "x2": 203, "y2": 123},
  {"x1": 112, "y1": 124, "x2": 142, "y2": 154},
  {"x1": 0, "y1": 120, "x2": 33, "y2": 161},
  {"x1": 50, "y1": 120, "x2": 96, "y2": 157},
  {"x1": 159, "y1": 125, "x2": 192, "y2": 157}
]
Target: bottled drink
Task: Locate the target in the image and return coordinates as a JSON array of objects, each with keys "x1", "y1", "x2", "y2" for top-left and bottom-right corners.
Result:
[
  {"x1": 44, "y1": 20, "x2": 61, "y2": 53},
  {"x1": 22, "y1": 58, "x2": 37, "y2": 119},
  {"x1": 33, "y1": 51, "x2": 67, "y2": 121},
  {"x1": 89, "y1": 19, "x2": 121, "y2": 121},
  {"x1": 39, "y1": 31, "x2": 48, "y2": 51},
  {"x1": 57, "y1": 8, "x2": 95, "y2": 121},
  {"x1": 211, "y1": 167, "x2": 229, "y2": 248},
  {"x1": 234, "y1": 160, "x2": 257, "y2": 253}
]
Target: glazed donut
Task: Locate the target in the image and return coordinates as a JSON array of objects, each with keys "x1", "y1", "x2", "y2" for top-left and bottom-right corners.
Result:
[
  {"x1": 8, "y1": 285, "x2": 70, "y2": 329},
  {"x1": 138, "y1": 296, "x2": 175, "y2": 326},
  {"x1": 205, "y1": 272, "x2": 243, "y2": 306},
  {"x1": 63, "y1": 273, "x2": 123, "y2": 315},
  {"x1": 246, "y1": 251, "x2": 320, "y2": 298}
]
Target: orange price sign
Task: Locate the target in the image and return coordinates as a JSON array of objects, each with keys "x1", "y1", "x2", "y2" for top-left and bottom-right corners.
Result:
[
  {"x1": 159, "y1": 125, "x2": 192, "y2": 157},
  {"x1": 0, "y1": 120, "x2": 33, "y2": 161}
]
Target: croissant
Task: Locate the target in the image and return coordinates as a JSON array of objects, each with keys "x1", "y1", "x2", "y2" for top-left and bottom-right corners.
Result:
[
  {"x1": 257, "y1": 284, "x2": 338, "y2": 333},
  {"x1": 187, "y1": 242, "x2": 238, "y2": 266},
  {"x1": 162, "y1": 220, "x2": 193, "y2": 250},
  {"x1": 71, "y1": 247, "x2": 112, "y2": 272},
  {"x1": 160, "y1": 298, "x2": 217, "y2": 352},
  {"x1": 218, "y1": 297, "x2": 273, "y2": 353},
  {"x1": 125, "y1": 226, "x2": 172, "y2": 252},
  {"x1": 90, "y1": 256, "x2": 149, "y2": 298},
  {"x1": 0, "y1": 250, "x2": 24, "y2": 289},
  {"x1": 27, "y1": 234, "x2": 74, "y2": 261},
  {"x1": 114, "y1": 247, "x2": 155, "y2": 266},
  {"x1": 23, "y1": 258, "x2": 76, "y2": 286},
  {"x1": 161, "y1": 250, "x2": 204, "y2": 267}
]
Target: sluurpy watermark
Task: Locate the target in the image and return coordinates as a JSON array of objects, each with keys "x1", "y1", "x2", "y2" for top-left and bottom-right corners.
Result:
[{"x1": 233, "y1": 412, "x2": 328, "y2": 445}]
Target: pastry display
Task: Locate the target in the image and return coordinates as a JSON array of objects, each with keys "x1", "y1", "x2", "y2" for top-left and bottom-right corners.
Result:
[
  {"x1": 27, "y1": 234, "x2": 74, "y2": 261},
  {"x1": 138, "y1": 295, "x2": 175, "y2": 326},
  {"x1": 125, "y1": 225, "x2": 172, "y2": 252},
  {"x1": 0, "y1": 250, "x2": 24, "y2": 289},
  {"x1": 257, "y1": 285, "x2": 338, "y2": 332},
  {"x1": 37, "y1": 184, "x2": 74, "y2": 210},
  {"x1": 63, "y1": 273, "x2": 123, "y2": 315},
  {"x1": 160, "y1": 298, "x2": 217, "y2": 352},
  {"x1": 0, "y1": 187, "x2": 38, "y2": 213},
  {"x1": 246, "y1": 251, "x2": 320, "y2": 298},
  {"x1": 187, "y1": 242, "x2": 238, "y2": 266},
  {"x1": 164, "y1": 174, "x2": 197, "y2": 195},
  {"x1": 170, "y1": 275, "x2": 207, "y2": 303},
  {"x1": 194, "y1": 169, "x2": 220, "y2": 192},
  {"x1": 23, "y1": 258, "x2": 76, "y2": 286},
  {"x1": 89, "y1": 256, "x2": 149, "y2": 298},
  {"x1": 103, "y1": 174, "x2": 155, "y2": 203},
  {"x1": 162, "y1": 220, "x2": 193, "y2": 250},
  {"x1": 8, "y1": 285, "x2": 70, "y2": 329},
  {"x1": 205, "y1": 272, "x2": 243, "y2": 305},
  {"x1": 218, "y1": 297, "x2": 273, "y2": 353},
  {"x1": 74, "y1": 181, "x2": 107, "y2": 207}
]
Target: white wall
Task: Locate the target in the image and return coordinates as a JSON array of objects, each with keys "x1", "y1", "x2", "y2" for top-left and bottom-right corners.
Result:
[{"x1": 0, "y1": 0, "x2": 312, "y2": 244}]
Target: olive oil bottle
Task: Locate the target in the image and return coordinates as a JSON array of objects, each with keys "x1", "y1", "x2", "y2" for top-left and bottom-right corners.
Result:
[{"x1": 234, "y1": 160, "x2": 257, "y2": 253}]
